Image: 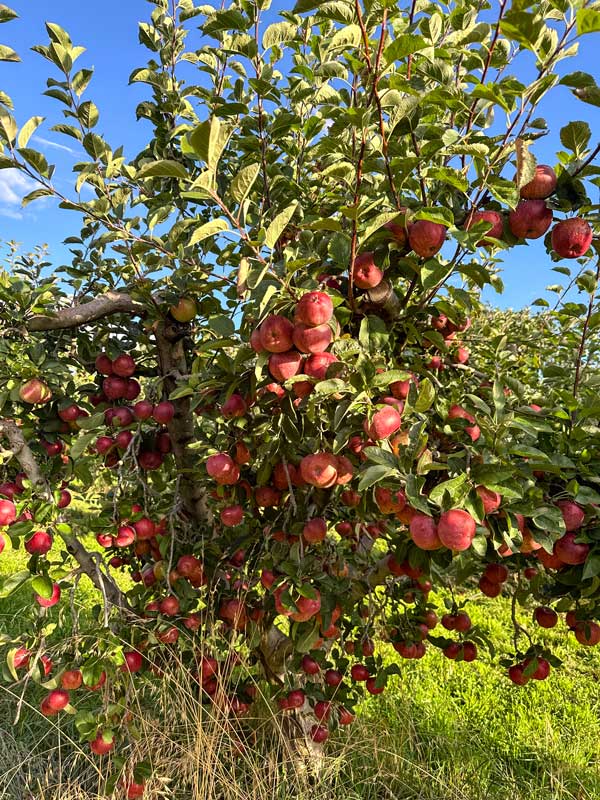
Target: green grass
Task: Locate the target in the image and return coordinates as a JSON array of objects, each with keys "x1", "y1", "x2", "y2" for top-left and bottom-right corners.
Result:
[{"x1": 1, "y1": 539, "x2": 600, "y2": 800}]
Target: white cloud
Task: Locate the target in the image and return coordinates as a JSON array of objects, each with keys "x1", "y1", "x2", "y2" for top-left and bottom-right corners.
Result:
[
  {"x1": 33, "y1": 135, "x2": 76, "y2": 155},
  {"x1": 0, "y1": 169, "x2": 38, "y2": 220}
]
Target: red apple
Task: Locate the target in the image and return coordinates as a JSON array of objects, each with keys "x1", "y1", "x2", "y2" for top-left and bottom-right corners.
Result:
[
  {"x1": 520, "y1": 164, "x2": 557, "y2": 199},
  {"x1": 25, "y1": 530, "x2": 53, "y2": 555},
  {"x1": 408, "y1": 220, "x2": 446, "y2": 257},
  {"x1": 259, "y1": 315, "x2": 294, "y2": 353},
  {"x1": 551, "y1": 218, "x2": 593, "y2": 258},
  {"x1": 299, "y1": 453, "x2": 338, "y2": 487},
  {"x1": 292, "y1": 323, "x2": 332, "y2": 354},
  {"x1": 19, "y1": 378, "x2": 52, "y2": 405},
  {"x1": 112, "y1": 354, "x2": 136, "y2": 378},
  {"x1": 465, "y1": 210, "x2": 504, "y2": 245},
  {"x1": 295, "y1": 291, "x2": 334, "y2": 326},
  {"x1": 437, "y1": 509, "x2": 476, "y2": 551},
  {"x1": 352, "y1": 252, "x2": 383, "y2": 289},
  {"x1": 268, "y1": 350, "x2": 303, "y2": 381},
  {"x1": 508, "y1": 199, "x2": 552, "y2": 239},
  {"x1": 206, "y1": 453, "x2": 239, "y2": 485},
  {"x1": 409, "y1": 513, "x2": 442, "y2": 550}
]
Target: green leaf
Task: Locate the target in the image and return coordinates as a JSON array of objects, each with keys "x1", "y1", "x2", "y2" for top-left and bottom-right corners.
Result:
[
  {"x1": 230, "y1": 163, "x2": 260, "y2": 206},
  {"x1": 137, "y1": 159, "x2": 188, "y2": 180},
  {"x1": 358, "y1": 464, "x2": 398, "y2": 491},
  {"x1": 577, "y1": 8, "x2": 600, "y2": 35},
  {"x1": 17, "y1": 116, "x2": 44, "y2": 148},
  {"x1": 429, "y1": 474, "x2": 468, "y2": 506},
  {"x1": 21, "y1": 187, "x2": 52, "y2": 208},
  {"x1": 359, "y1": 211, "x2": 400, "y2": 245},
  {"x1": 0, "y1": 570, "x2": 30, "y2": 598},
  {"x1": 414, "y1": 378, "x2": 435, "y2": 412},
  {"x1": 70, "y1": 431, "x2": 97, "y2": 461},
  {"x1": 264, "y1": 202, "x2": 298, "y2": 249},
  {"x1": 329, "y1": 24, "x2": 362, "y2": 50},
  {"x1": 262, "y1": 21, "x2": 298, "y2": 49},
  {"x1": 560, "y1": 120, "x2": 591, "y2": 156},
  {"x1": 32, "y1": 575, "x2": 54, "y2": 599},
  {"x1": 384, "y1": 34, "x2": 429, "y2": 64},
  {"x1": 189, "y1": 218, "x2": 229, "y2": 245},
  {"x1": 77, "y1": 100, "x2": 99, "y2": 128},
  {"x1": 583, "y1": 552, "x2": 600, "y2": 581},
  {"x1": 0, "y1": 6, "x2": 18, "y2": 24},
  {"x1": 0, "y1": 44, "x2": 19, "y2": 61}
]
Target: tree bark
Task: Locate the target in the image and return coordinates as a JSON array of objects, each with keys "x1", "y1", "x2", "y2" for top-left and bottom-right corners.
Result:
[{"x1": 26, "y1": 291, "x2": 141, "y2": 331}]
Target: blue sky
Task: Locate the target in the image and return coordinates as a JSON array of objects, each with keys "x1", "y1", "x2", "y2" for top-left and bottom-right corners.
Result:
[{"x1": 0, "y1": 0, "x2": 598, "y2": 308}]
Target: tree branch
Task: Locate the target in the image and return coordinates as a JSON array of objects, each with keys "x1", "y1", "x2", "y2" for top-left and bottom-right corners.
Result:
[{"x1": 27, "y1": 291, "x2": 142, "y2": 331}]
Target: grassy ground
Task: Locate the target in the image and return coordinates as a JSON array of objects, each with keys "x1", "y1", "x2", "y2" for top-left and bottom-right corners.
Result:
[{"x1": 1, "y1": 538, "x2": 600, "y2": 800}]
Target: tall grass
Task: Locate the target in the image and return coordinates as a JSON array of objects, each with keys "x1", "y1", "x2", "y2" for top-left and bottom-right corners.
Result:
[{"x1": 1, "y1": 539, "x2": 600, "y2": 799}]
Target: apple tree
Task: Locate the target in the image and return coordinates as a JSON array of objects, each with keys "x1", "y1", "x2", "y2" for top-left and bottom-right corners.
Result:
[{"x1": 0, "y1": 0, "x2": 599, "y2": 792}]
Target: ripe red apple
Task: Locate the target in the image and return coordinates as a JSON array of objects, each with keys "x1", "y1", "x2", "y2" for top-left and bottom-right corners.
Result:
[
  {"x1": 61, "y1": 669, "x2": 83, "y2": 690},
  {"x1": 206, "y1": 453, "x2": 240, "y2": 485},
  {"x1": 551, "y1": 218, "x2": 593, "y2": 258},
  {"x1": 112, "y1": 354, "x2": 136, "y2": 378},
  {"x1": 58, "y1": 404, "x2": 81, "y2": 422},
  {"x1": 324, "y1": 669, "x2": 342, "y2": 687},
  {"x1": 534, "y1": 606, "x2": 558, "y2": 628},
  {"x1": 124, "y1": 378, "x2": 141, "y2": 401},
  {"x1": 290, "y1": 593, "x2": 321, "y2": 623},
  {"x1": 115, "y1": 525, "x2": 135, "y2": 547},
  {"x1": 295, "y1": 291, "x2": 334, "y2": 326},
  {"x1": 0, "y1": 500, "x2": 17, "y2": 526},
  {"x1": 19, "y1": 378, "x2": 52, "y2": 405},
  {"x1": 409, "y1": 513, "x2": 442, "y2": 550},
  {"x1": 36, "y1": 583, "x2": 61, "y2": 608},
  {"x1": 465, "y1": 210, "x2": 504, "y2": 245},
  {"x1": 170, "y1": 296, "x2": 197, "y2": 322},
  {"x1": 95, "y1": 353, "x2": 113, "y2": 375},
  {"x1": 303, "y1": 352, "x2": 338, "y2": 380},
  {"x1": 557, "y1": 499, "x2": 585, "y2": 531},
  {"x1": 153, "y1": 401, "x2": 175, "y2": 425},
  {"x1": 553, "y1": 532, "x2": 589, "y2": 565},
  {"x1": 314, "y1": 700, "x2": 332, "y2": 721},
  {"x1": 259, "y1": 314, "x2": 294, "y2": 353},
  {"x1": 408, "y1": 220, "x2": 446, "y2": 257},
  {"x1": 268, "y1": 350, "x2": 303, "y2": 382},
  {"x1": 437, "y1": 509, "x2": 476, "y2": 551},
  {"x1": 508, "y1": 664, "x2": 528, "y2": 685},
  {"x1": 292, "y1": 323, "x2": 332, "y2": 354},
  {"x1": 103, "y1": 376, "x2": 128, "y2": 400},
  {"x1": 85, "y1": 670, "x2": 106, "y2": 691},
  {"x1": 177, "y1": 554, "x2": 203, "y2": 577},
  {"x1": 25, "y1": 530, "x2": 53, "y2": 555},
  {"x1": 365, "y1": 406, "x2": 402, "y2": 440},
  {"x1": 44, "y1": 688, "x2": 69, "y2": 711},
  {"x1": 353, "y1": 252, "x2": 383, "y2": 289},
  {"x1": 483, "y1": 563, "x2": 509, "y2": 584},
  {"x1": 299, "y1": 453, "x2": 338, "y2": 487},
  {"x1": 286, "y1": 689, "x2": 306, "y2": 709},
  {"x1": 138, "y1": 450, "x2": 162, "y2": 470},
  {"x1": 255, "y1": 486, "x2": 281, "y2": 507},
  {"x1": 90, "y1": 730, "x2": 114, "y2": 755},
  {"x1": 301, "y1": 654, "x2": 320, "y2": 674},
  {"x1": 121, "y1": 651, "x2": 143, "y2": 672},
  {"x1": 303, "y1": 517, "x2": 327, "y2": 544},
  {"x1": 384, "y1": 219, "x2": 408, "y2": 246},
  {"x1": 125, "y1": 780, "x2": 146, "y2": 799},
  {"x1": 476, "y1": 486, "x2": 502, "y2": 515},
  {"x1": 338, "y1": 707, "x2": 355, "y2": 725},
  {"x1": 110, "y1": 407, "x2": 134, "y2": 428},
  {"x1": 221, "y1": 394, "x2": 247, "y2": 418},
  {"x1": 335, "y1": 456, "x2": 354, "y2": 485},
  {"x1": 574, "y1": 620, "x2": 600, "y2": 646},
  {"x1": 57, "y1": 489, "x2": 72, "y2": 509},
  {"x1": 508, "y1": 199, "x2": 552, "y2": 239},
  {"x1": 310, "y1": 724, "x2": 329, "y2": 743},
  {"x1": 350, "y1": 663, "x2": 370, "y2": 681},
  {"x1": 159, "y1": 595, "x2": 180, "y2": 616},
  {"x1": 520, "y1": 164, "x2": 557, "y2": 199},
  {"x1": 133, "y1": 400, "x2": 154, "y2": 421},
  {"x1": 479, "y1": 576, "x2": 502, "y2": 597},
  {"x1": 220, "y1": 505, "x2": 244, "y2": 527}
]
